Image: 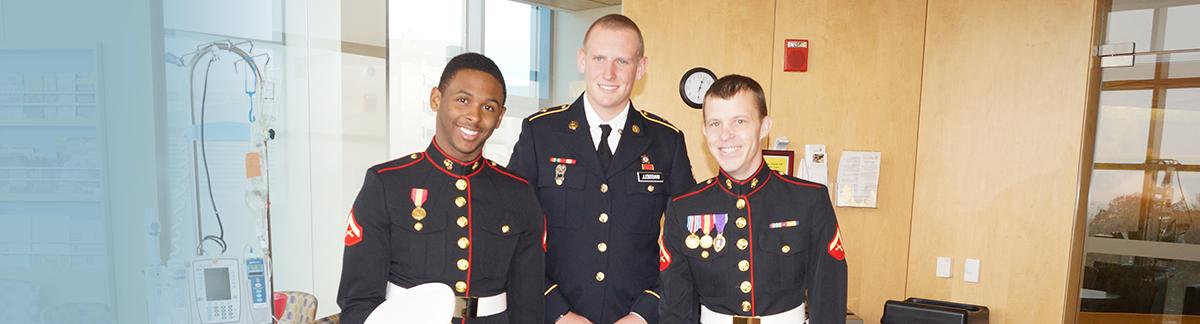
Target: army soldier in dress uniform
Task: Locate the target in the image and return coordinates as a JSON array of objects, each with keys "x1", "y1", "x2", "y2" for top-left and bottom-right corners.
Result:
[
  {"x1": 659, "y1": 75, "x2": 847, "y2": 324},
  {"x1": 508, "y1": 14, "x2": 694, "y2": 324},
  {"x1": 337, "y1": 53, "x2": 544, "y2": 324}
]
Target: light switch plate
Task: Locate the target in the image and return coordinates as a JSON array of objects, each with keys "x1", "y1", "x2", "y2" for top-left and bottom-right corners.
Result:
[
  {"x1": 936, "y1": 257, "x2": 951, "y2": 278},
  {"x1": 965, "y1": 258, "x2": 981, "y2": 283}
]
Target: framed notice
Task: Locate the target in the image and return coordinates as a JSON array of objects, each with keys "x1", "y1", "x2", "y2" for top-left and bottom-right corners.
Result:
[{"x1": 762, "y1": 150, "x2": 795, "y2": 176}]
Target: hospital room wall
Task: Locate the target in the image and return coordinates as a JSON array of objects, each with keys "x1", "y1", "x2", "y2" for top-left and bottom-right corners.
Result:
[{"x1": 625, "y1": 0, "x2": 1101, "y2": 323}]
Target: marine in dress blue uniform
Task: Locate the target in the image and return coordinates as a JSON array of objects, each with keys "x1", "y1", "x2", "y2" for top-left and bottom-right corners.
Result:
[
  {"x1": 508, "y1": 93, "x2": 694, "y2": 324},
  {"x1": 659, "y1": 74, "x2": 846, "y2": 324},
  {"x1": 337, "y1": 53, "x2": 544, "y2": 324},
  {"x1": 660, "y1": 164, "x2": 847, "y2": 323}
]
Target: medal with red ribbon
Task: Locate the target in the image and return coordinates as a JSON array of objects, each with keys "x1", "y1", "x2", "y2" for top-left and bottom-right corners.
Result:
[
  {"x1": 411, "y1": 188, "x2": 428, "y2": 221},
  {"x1": 700, "y1": 214, "x2": 715, "y2": 249}
]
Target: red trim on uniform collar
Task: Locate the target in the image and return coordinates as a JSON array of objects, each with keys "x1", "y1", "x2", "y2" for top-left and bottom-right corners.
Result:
[
  {"x1": 430, "y1": 137, "x2": 483, "y2": 166},
  {"x1": 719, "y1": 161, "x2": 765, "y2": 185}
]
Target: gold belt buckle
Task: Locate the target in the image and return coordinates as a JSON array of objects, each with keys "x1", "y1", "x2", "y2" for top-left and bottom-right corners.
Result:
[
  {"x1": 454, "y1": 296, "x2": 479, "y2": 318},
  {"x1": 732, "y1": 315, "x2": 761, "y2": 324}
]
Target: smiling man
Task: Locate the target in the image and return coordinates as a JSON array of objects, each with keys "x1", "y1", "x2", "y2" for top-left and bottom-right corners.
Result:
[
  {"x1": 659, "y1": 75, "x2": 847, "y2": 324},
  {"x1": 337, "y1": 53, "x2": 544, "y2": 324},
  {"x1": 508, "y1": 14, "x2": 694, "y2": 324}
]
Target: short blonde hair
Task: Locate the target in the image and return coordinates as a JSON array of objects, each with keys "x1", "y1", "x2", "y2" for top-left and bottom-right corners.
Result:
[{"x1": 583, "y1": 14, "x2": 645, "y2": 58}]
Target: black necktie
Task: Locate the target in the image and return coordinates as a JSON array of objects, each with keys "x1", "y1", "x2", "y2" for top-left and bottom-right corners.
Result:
[{"x1": 598, "y1": 124, "x2": 613, "y2": 170}]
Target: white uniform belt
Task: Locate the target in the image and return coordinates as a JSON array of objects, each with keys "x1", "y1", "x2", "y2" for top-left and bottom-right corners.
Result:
[
  {"x1": 386, "y1": 282, "x2": 507, "y2": 318},
  {"x1": 700, "y1": 303, "x2": 805, "y2": 324}
]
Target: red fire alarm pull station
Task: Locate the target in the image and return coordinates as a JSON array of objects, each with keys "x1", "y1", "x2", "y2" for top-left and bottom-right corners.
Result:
[{"x1": 784, "y1": 39, "x2": 808, "y2": 72}]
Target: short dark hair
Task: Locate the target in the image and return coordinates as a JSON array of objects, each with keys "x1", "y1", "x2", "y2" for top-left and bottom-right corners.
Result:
[
  {"x1": 438, "y1": 52, "x2": 507, "y2": 103},
  {"x1": 583, "y1": 14, "x2": 645, "y2": 58},
  {"x1": 704, "y1": 74, "x2": 767, "y2": 119}
]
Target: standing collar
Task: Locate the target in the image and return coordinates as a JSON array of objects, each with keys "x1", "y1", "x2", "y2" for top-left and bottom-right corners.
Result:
[
  {"x1": 425, "y1": 139, "x2": 484, "y2": 177},
  {"x1": 582, "y1": 92, "x2": 631, "y2": 130},
  {"x1": 716, "y1": 160, "x2": 773, "y2": 197}
]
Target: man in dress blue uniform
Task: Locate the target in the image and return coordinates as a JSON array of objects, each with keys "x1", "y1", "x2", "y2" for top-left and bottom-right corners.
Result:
[
  {"x1": 508, "y1": 14, "x2": 694, "y2": 324},
  {"x1": 338, "y1": 53, "x2": 544, "y2": 324},
  {"x1": 659, "y1": 75, "x2": 847, "y2": 323}
]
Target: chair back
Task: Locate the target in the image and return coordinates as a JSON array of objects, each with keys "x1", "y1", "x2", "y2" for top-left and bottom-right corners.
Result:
[{"x1": 278, "y1": 291, "x2": 318, "y2": 324}]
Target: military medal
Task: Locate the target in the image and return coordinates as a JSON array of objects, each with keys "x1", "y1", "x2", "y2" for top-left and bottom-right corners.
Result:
[
  {"x1": 685, "y1": 215, "x2": 700, "y2": 249},
  {"x1": 713, "y1": 214, "x2": 728, "y2": 252},
  {"x1": 555, "y1": 164, "x2": 566, "y2": 186},
  {"x1": 549, "y1": 157, "x2": 575, "y2": 186},
  {"x1": 411, "y1": 188, "x2": 428, "y2": 221},
  {"x1": 699, "y1": 214, "x2": 714, "y2": 249}
]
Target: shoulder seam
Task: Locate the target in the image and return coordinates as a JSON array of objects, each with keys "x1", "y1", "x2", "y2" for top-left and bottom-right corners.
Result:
[
  {"x1": 672, "y1": 181, "x2": 715, "y2": 201},
  {"x1": 487, "y1": 161, "x2": 530, "y2": 184},
  {"x1": 774, "y1": 172, "x2": 823, "y2": 188},
  {"x1": 377, "y1": 154, "x2": 425, "y2": 173},
  {"x1": 528, "y1": 104, "x2": 570, "y2": 121},
  {"x1": 640, "y1": 110, "x2": 680, "y2": 133}
]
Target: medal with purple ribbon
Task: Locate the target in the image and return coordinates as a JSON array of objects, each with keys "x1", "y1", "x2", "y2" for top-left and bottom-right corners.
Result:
[{"x1": 713, "y1": 214, "x2": 728, "y2": 252}]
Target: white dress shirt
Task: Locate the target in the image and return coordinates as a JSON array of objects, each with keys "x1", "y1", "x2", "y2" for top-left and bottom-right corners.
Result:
[{"x1": 583, "y1": 94, "x2": 630, "y2": 154}]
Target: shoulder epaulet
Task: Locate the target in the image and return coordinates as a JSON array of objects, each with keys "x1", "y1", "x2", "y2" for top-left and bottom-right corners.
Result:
[
  {"x1": 528, "y1": 104, "x2": 570, "y2": 121},
  {"x1": 485, "y1": 159, "x2": 529, "y2": 184},
  {"x1": 673, "y1": 177, "x2": 719, "y2": 202},
  {"x1": 377, "y1": 152, "x2": 425, "y2": 173},
  {"x1": 639, "y1": 110, "x2": 680, "y2": 133}
]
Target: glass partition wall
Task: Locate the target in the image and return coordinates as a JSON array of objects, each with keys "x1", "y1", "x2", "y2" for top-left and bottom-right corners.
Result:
[{"x1": 1079, "y1": 0, "x2": 1200, "y2": 321}]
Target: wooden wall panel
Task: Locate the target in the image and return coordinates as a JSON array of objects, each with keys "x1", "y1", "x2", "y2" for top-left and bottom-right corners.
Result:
[
  {"x1": 624, "y1": 0, "x2": 776, "y2": 181},
  {"x1": 767, "y1": 1, "x2": 926, "y2": 322},
  {"x1": 908, "y1": 1, "x2": 1099, "y2": 323}
]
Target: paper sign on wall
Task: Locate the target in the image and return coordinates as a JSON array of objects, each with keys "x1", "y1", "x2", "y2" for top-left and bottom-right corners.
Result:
[{"x1": 835, "y1": 151, "x2": 881, "y2": 208}]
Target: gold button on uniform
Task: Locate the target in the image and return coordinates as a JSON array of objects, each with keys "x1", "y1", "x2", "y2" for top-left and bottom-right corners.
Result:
[
  {"x1": 414, "y1": 223, "x2": 423, "y2": 231},
  {"x1": 740, "y1": 281, "x2": 752, "y2": 293},
  {"x1": 599, "y1": 213, "x2": 609, "y2": 223},
  {"x1": 456, "y1": 179, "x2": 468, "y2": 190},
  {"x1": 569, "y1": 121, "x2": 579, "y2": 130},
  {"x1": 738, "y1": 260, "x2": 749, "y2": 271},
  {"x1": 741, "y1": 301, "x2": 752, "y2": 312},
  {"x1": 631, "y1": 125, "x2": 640, "y2": 133},
  {"x1": 456, "y1": 197, "x2": 466, "y2": 207},
  {"x1": 455, "y1": 281, "x2": 467, "y2": 293},
  {"x1": 600, "y1": 183, "x2": 609, "y2": 193},
  {"x1": 596, "y1": 272, "x2": 605, "y2": 281},
  {"x1": 457, "y1": 217, "x2": 468, "y2": 228},
  {"x1": 501, "y1": 225, "x2": 510, "y2": 233},
  {"x1": 781, "y1": 245, "x2": 791, "y2": 253},
  {"x1": 597, "y1": 243, "x2": 607, "y2": 252},
  {"x1": 706, "y1": 178, "x2": 713, "y2": 184},
  {"x1": 737, "y1": 238, "x2": 748, "y2": 250},
  {"x1": 457, "y1": 259, "x2": 469, "y2": 271},
  {"x1": 458, "y1": 237, "x2": 470, "y2": 249},
  {"x1": 736, "y1": 217, "x2": 747, "y2": 229},
  {"x1": 647, "y1": 185, "x2": 654, "y2": 192},
  {"x1": 701, "y1": 251, "x2": 709, "y2": 258},
  {"x1": 736, "y1": 198, "x2": 746, "y2": 209},
  {"x1": 410, "y1": 154, "x2": 419, "y2": 159}
]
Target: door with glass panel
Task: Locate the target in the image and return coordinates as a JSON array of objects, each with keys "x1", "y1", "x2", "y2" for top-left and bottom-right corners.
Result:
[{"x1": 1079, "y1": 0, "x2": 1200, "y2": 321}]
